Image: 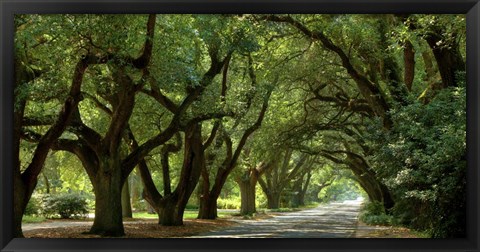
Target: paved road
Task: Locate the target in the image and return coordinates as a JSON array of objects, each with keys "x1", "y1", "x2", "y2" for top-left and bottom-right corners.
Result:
[
  {"x1": 23, "y1": 200, "x2": 363, "y2": 238},
  {"x1": 191, "y1": 199, "x2": 363, "y2": 238}
]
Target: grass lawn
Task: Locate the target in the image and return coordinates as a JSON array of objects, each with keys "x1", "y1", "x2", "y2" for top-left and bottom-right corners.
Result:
[
  {"x1": 259, "y1": 203, "x2": 321, "y2": 213},
  {"x1": 22, "y1": 209, "x2": 239, "y2": 224},
  {"x1": 22, "y1": 215, "x2": 46, "y2": 223},
  {"x1": 132, "y1": 209, "x2": 237, "y2": 219},
  {"x1": 22, "y1": 205, "x2": 316, "y2": 224}
]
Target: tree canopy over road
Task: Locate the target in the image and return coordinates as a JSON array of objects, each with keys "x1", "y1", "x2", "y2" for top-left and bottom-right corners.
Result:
[{"x1": 14, "y1": 14, "x2": 466, "y2": 238}]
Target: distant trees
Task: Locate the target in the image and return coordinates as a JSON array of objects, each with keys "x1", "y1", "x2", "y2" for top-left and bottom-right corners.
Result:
[
  {"x1": 258, "y1": 149, "x2": 311, "y2": 209},
  {"x1": 197, "y1": 63, "x2": 273, "y2": 219}
]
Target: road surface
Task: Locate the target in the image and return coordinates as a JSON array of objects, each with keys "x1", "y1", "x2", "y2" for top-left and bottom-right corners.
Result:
[
  {"x1": 192, "y1": 199, "x2": 363, "y2": 238},
  {"x1": 23, "y1": 199, "x2": 364, "y2": 238}
]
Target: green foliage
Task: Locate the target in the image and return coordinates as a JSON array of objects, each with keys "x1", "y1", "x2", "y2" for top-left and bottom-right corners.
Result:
[
  {"x1": 15, "y1": 13, "x2": 466, "y2": 238},
  {"x1": 256, "y1": 186, "x2": 268, "y2": 209},
  {"x1": 319, "y1": 177, "x2": 364, "y2": 202},
  {"x1": 359, "y1": 201, "x2": 394, "y2": 226},
  {"x1": 266, "y1": 208, "x2": 296, "y2": 213},
  {"x1": 22, "y1": 215, "x2": 46, "y2": 223},
  {"x1": 217, "y1": 198, "x2": 241, "y2": 210},
  {"x1": 365, "y1": 80, "x2": 466, "y2": 237},
  {"x1": 185, "y1": 204, "x2": 199, "y2": 210},
  {"x1": 132, "y1": 199, "x2": 148, "y2": 212},
  {"x1": 360, "y1": 213, "x2": 394, "y2": 226},
  {"x1": 40, "y1": 193, "x2": 89, "y2": 219},
  {"x1": 25, "y1": 196, "x2": 41, "y2": 216}
]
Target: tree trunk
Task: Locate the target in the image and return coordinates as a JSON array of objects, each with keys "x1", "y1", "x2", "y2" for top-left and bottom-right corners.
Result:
[
  {"x1": 141, "y1": 123, "x2": 204, "y2": 225},
  {"x1": 425, "y1": 33, "x2": 465, "y2": 88},
  {"x1": 88, "y1": 162, "x2": 125, "y2": 237},
  {"x1": 197, "y1": 168, "x2": 223, "y2": 220},
  {"x1": 266, "y1": 192, "x2": 281, "y2": 209},
  {"x1": 403, "y1": 40, "x2": 415, "y2": 91},
  {"x1": 379, "y1": 184, "x2": 395, "y2": 210},
  {"x1": 157, "y1": 196, "x2": 183, "y2": 226},
  {"x1": 122, "y1": 179, "x2": 133, "y2": 218},
  {"x1": 198, "y1": 195, "x2": 218, "y2": 219},
  {"x1": 130, "y1": 175, "x2": 139, "y2": 207},
  {"x1": 309, "y1": 188, "x2": 322, "y2": 202},
  {"x1": 291, "y1": 171, "x2": 310, "y2": 207},
  {"x1": 298, "y1": 192, "x2": 306, "y2": 206},
  {"x1": 422, "y1": 51, "x2": 437, "y2": 81},
  {"x1": 350, "y1": 162, "x2": 394, "y2": 210},
  {"x1": 13, "y1": 174, "x2": 29, "y2": 238},
  {"x1": 42, "y1": 173, "x2": 50, "y2": 194},
  {"x1": 147, "y1": 202, "x2": 156, "y2": 214},
  {"x1": 13, "y1": 164, "x2": 38, "y2": 238},
  {"x1": 170, "y1": 123, "x2": 204, "y2": 224},
  {"x1": 292, "y1": 188, "x2": 306, "y2": 207},
  {"x1": 238, "y1": 178, "x2": 256, "y2": 215}
]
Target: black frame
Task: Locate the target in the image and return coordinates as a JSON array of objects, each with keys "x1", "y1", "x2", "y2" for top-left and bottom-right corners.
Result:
[{"x1": 1, "y1": 0, "x2": 478, "y2": 251}]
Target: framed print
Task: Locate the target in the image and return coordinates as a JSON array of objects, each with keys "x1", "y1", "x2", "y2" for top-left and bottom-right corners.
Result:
[{"x1": 1, "y1": 0, "x2": 479, "y2": 251}]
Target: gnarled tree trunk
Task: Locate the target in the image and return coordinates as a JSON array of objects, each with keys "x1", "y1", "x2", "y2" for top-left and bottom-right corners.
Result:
[
  {"x1": 88, "y1": 159, "x2": 125, "y2": 236},
  {"x1": 425, "y1": 32, "x2": 465, "y2": 88},
  {"x1": 141, "y1": 123, "x2": 204, "y2": 226},
  {"x1": 157, "y1": 196, "x2": 182, "y2": 226},
  {"x1": 198, "y1": 195, "x2": 218, "y2": 219},
  {"x1": 348, "y1": 155, "x2": 394, "y2": 210},
  {"x1": 403, "y1": 40, "x2": 415, "y2": 91},
  {"x1": 238, "y1": 177, "x2": 257, "y2": 215},
  {"x1": 122, "y1": 179, "x2": 133, "y2": 218},
  {"x1": 291, "y1": 171, "x2": 311, "y2": 207},
  {"x1": 266, "y1": 191, "x2": 281, "y2": 209},
  {"x1": 236, "y1": 162, "x2": 269, "y2": 215},
  {"x1": 13, "y1": 175, "x2": 35, "y2": 238}
]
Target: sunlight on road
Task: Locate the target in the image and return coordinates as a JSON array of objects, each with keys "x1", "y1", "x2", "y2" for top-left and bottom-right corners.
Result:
[{"x1": 191, "y1": 199, "x2": 364, "y2": 238}]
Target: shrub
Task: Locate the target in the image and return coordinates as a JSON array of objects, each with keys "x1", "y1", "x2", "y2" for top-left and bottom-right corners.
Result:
[
  {"x1": 359, "y1": 201, "x2": 394, "y2": 226},
  {"x1": 25, "y1": 196, "x2": 40, "y2": 216},
  {"x1": 217, "y1": 198, "x2": 240, "y2": 209},
  {"x1": 185, "y1": 204, "x2": 199, "y2": 210},
  {"x1": 360, "y1": 212, "x2": 394, "y2": 226},
  {"x1": 22, "y1": 215, "x2": 46, "y2": 223},
  {"x1": 363, "y1": 201, "x2": 385, "y2": 216},
  {"x1": 132, "y1": 199, "x2": 148, "y2": 212},
  {"x1": 365, "y1": 83, "x2": 467, "y2": 237},
  {"x1": 40, "y1": 193, "x2": 89, "y2": 219}
]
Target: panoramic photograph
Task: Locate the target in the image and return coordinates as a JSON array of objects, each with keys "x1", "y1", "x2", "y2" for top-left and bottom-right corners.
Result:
[{"x1": 13, "y1": 14, "x2": 466, "y2": 238}]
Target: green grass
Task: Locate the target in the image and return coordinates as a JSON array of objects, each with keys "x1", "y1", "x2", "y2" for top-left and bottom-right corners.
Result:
[
  {"x1": 22, "y1": 215, "x2": 46, "y2": 223},
  {"x1": 265, "y1": 208, "x2": 295, "y2": 212},
  {"x1": 262, "y1": 203, "x2": 320, "y2": 213},
  {"x1": 132, "y1": 212, "x2": 158, "y2": 219},
  {"x1": 132, "y1": 209, "x2": 236, "y2": 219},
  {"x1": 302, "y1": 202, "x2": 320, "y2": 208},
  {"x1": 411, "y1": 230, "x2": 431, "y2": 238}
]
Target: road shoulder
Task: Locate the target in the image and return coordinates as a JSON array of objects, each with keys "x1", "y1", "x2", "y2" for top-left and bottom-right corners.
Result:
[{"x1": 353, "y1": 220, "x2": 421, "y2": 238}]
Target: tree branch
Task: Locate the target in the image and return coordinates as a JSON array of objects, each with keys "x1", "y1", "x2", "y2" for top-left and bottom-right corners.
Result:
[
  {"x1": 20, "y1": 54, "x2": 100, "y2": 184},
  {"x1": 261, "y1": 15, "x2": 391, "y2": 127},
  {"x1": 121, "y1": 49, "x2": 233, "y2": 175}
]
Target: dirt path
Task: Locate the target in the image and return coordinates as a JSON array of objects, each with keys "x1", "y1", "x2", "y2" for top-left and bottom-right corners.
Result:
[
  {"x1": 191, "y1": 199, "x2": 363, "y2": 238},
  {"x1": 23, "y1": 220, "x2": 92, "y2": 231}
]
